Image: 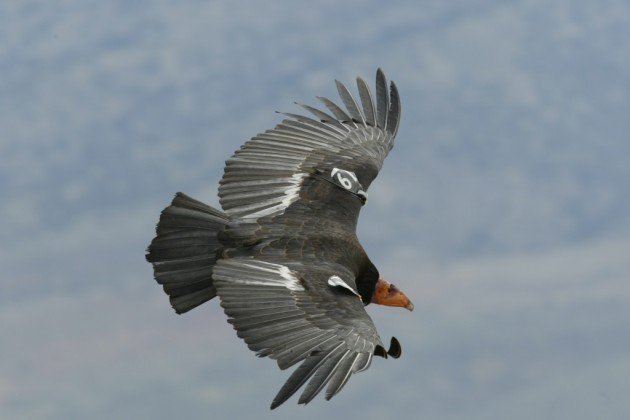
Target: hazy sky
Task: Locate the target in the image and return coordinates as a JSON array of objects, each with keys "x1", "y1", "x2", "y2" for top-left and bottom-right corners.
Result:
[{"x1": 1, "y1": 1, "x2": 629, "y2": 419}]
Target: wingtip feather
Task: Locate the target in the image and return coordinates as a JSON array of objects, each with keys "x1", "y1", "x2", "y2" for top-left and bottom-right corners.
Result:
[
  {"x1": 335, "y1": 79, "x2": 366, "y2": 125},
  {"x1": 386, "y1": 80, "x2": 401, "y2": 137},
  {"x1": 356, "y1": 76, "x2": 376, "y2": 127}
]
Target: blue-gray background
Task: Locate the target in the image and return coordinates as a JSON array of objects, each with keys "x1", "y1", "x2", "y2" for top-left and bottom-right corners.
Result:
[{"x1": 2, "y1": 1, "x2": 629, "y2": 419}]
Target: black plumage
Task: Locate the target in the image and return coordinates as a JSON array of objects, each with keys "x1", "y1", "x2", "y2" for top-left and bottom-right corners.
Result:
[{"x1": 147, "y1": 69, "x2": 407, "y2": 408}]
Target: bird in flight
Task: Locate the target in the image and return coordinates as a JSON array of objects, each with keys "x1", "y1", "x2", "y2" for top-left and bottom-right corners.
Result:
[{"x1": 146, "y1": 69, "x2": 413, "y2": 409}]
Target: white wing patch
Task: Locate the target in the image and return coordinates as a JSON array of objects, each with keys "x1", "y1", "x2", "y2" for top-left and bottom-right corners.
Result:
[
  {"x1": 220, "y1": 260, "x2": 305, "y2": 291},
  {"x1": 327, "y1": 275, "x2": 360, "y2": 296},
  {"x1": 234, "y1": 172, "x2": 307, "y2": 220}
]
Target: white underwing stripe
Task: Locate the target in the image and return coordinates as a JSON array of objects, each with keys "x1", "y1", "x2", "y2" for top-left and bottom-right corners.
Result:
[
  {"x1": 232, "y1": 173, "x2": 306, "y2": 219},
  {"x1": 327, "y1": 275, "x2": 359, "y2": 296},
  {"x1": 216, "y1": 260, "x2": 305, "y2": 292},
  {"x1": 220, "y1": 178, "x2": 302, "y2": 189}
]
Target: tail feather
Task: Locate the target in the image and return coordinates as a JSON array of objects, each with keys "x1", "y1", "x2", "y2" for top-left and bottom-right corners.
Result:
[{"x1": 147, "y1": 192, "x2": 229, "y2": 314}]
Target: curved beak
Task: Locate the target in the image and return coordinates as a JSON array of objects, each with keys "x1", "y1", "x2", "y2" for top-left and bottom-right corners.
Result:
[{"x1": 371, "y1": 278, "x2": 414, "y2": 311}]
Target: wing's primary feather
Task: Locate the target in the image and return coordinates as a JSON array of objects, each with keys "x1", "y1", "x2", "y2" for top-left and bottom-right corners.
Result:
[
  {"x1": 356, "y1": 77, "x2": 376, "y2": 127},
  {"x1": 317, "y1": 96, "x2": 357, "y2": 127},
  {"x1": 375, "y1": 68, "x2": 389, "y2": 129},
  {"x1": 386, "y1": 80, "x2": 401, "y2": 137},
  {"x1": 335, "y1": 80, "x2": 365, "y2": 125}
]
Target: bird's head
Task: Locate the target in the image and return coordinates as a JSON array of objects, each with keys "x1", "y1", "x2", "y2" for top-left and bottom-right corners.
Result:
[{"x1": 371, "y1": 277, "x2": 414, "y2": 311}]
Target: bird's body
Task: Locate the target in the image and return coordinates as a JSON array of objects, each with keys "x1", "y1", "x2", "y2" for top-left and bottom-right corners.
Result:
[{"x1": 147, "y1": 69, "x2": 412, "y2": 408}]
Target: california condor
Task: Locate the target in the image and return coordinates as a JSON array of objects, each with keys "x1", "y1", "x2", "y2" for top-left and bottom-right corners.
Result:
[{"x1": 146, "y1": 69, "x2": 413, "y2": 408}]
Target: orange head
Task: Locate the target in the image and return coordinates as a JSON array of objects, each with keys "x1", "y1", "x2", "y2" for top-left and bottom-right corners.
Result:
[{"x1": 371, "y1": 277, "x2": 414, "y2": 311}]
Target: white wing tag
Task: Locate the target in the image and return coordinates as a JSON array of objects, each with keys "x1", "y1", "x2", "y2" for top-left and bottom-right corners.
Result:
[
  {"x1": 330, "y1": 168, "x2": 368, "y2": 204},
  {"x1": 327, "y1": 275, "x2": 360, "y2": 296}
]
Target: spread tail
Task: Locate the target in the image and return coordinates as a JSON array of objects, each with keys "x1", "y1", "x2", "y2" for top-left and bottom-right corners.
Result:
[{"x1": 146, "y1": 192, "x2": 229, "y2": 314}]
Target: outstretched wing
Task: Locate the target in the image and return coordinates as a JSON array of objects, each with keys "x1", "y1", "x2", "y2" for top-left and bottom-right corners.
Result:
[
  {"x1": 212, "y1": 257, "x2": 397, "y2": 408},
  {"x1": 218, "y1": 69, "x2": 401, "y2": 230}
]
